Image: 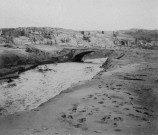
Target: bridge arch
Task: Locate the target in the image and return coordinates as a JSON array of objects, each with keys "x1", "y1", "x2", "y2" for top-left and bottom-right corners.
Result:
[{"x1": 72, "y1": 51, "x2": 95, "y2": 62}]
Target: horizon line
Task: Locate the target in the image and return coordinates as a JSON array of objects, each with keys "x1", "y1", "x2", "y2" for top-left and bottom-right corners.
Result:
[{"x1": 0, "y1": 26, "x2": 157, "y2": 32}]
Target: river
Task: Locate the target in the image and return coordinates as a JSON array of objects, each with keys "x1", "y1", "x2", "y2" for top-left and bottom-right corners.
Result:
[{"x1": 0, "y1": 58, "x2": 107, "y2": 115}]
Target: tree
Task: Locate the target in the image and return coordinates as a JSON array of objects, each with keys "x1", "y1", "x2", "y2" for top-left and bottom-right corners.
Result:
[{"x1": 81, "y1": 31, "x2": 84, "y2": 35}]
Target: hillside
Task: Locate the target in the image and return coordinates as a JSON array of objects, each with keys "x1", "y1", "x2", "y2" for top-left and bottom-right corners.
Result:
[{"x1": 0, "y1": 27, "x2": 157, "y2": 49}]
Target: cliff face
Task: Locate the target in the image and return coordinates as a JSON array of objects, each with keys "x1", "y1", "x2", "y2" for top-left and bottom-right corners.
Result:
[{"x1": 0, "y1": 27, "x2": 158, "y2": 49}]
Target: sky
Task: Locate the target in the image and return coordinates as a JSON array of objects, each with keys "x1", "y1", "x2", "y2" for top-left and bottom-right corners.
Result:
[{"x1": 0, "y1": 0, "x2": 157, "y2": 30}]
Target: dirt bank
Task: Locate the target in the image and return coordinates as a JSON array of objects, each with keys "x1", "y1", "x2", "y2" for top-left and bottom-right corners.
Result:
[
  {"x1": 0, "y1": 47, "x2": 57, "y2": 80},
  {"x1": 0, "y1": 49, "x2": 158, "y2": 135},
  {"x1": 0, "y1": 46, "x2": 109, "y2": 80}
]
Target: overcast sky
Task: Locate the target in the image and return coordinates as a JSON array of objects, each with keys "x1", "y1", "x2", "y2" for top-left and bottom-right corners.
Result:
[{"x1": 0, "y1": 0, "x2": 157, "y2": 30}]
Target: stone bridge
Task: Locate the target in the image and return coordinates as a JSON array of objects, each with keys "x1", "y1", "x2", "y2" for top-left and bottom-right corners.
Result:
[
  {"x1": 26, "y1": 46, "x2": 97, "y2": 63},
  {"x1": 56, "y1": 48, "x2": 96, "y2": 62}
]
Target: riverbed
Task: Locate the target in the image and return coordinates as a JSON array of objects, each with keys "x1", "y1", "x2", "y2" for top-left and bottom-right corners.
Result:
[{"x1": 0, "y1": 58, "x2": 107, "y2": 115}]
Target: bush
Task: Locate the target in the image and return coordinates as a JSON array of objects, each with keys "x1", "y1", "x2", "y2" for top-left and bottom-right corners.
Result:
[
  {"x1": 83, "y1": 35, "x2": 91, "y2": 42},
  {"x1": 81, "y1": 31, "x2": 84, "y2": 35}
]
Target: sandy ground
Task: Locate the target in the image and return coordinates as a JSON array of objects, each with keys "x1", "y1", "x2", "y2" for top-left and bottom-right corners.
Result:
[
  {"x1": 0, "y1": 58, "x2": 106, "y2": 115},
  {"x1": 0, "y1": 49, "x2": 158, "y2": 135}
]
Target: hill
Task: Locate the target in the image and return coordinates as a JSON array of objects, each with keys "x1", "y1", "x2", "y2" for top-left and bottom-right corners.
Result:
[{"x1": 0, "y1": 27, "x2": 157, "y2": 49}]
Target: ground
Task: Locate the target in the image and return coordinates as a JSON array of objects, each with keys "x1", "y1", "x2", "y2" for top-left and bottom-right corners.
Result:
[{"x1": 0, "y1": 49, "x2": 158, "y2": 135}]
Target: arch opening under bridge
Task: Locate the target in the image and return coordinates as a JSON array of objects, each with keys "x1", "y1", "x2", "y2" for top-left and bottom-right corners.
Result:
[{"x1": 72, "y1": 51, "x2": 95, "y2": 62}]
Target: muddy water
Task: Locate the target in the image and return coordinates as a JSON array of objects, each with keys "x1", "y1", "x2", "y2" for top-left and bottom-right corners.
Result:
[{"x1": 0, "y1": 58, "x2": 107, "y2": 115}]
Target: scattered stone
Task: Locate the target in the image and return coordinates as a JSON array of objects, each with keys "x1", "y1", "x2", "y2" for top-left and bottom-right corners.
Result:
[{"x1": 78, "y1": 118, "x2": 86, "y2": 123}]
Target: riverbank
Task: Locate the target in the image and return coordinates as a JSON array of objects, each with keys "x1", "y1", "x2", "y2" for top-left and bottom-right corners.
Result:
[
  {"x1": 0, "y1": 49, "x2": 158, "y2": 135},
  {"x1": 0, "y1": 46, "x2": 107, "y2": 81},
  {"x1": 0, "y1": 58, "x2": 107, "y2": 116}
]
